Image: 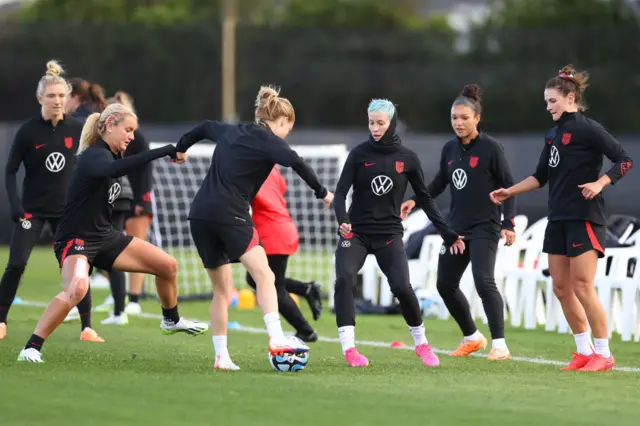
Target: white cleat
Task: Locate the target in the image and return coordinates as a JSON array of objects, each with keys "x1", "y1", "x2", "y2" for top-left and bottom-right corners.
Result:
[
  {"x1": 100, "y1": 313, "x2": 129, "y2": 325},
  {"x1": 269, "y1": 336, "x2": 310, "y2": 356},
  {"x1": 214, "y1": 356, "x2": 240, "y2": 371},
  {"x1": 63, "y1": 307, "x2": 80, "y2": 322},
  {"x1": 160, "y1": 318, "x2": 208, "y2": 336},
  {"x1": 18, "y1": 348, "x2": 44, "y2": 363},
  {"x1": 124, "y1": 302, "x2": 142, "y2": 316}
]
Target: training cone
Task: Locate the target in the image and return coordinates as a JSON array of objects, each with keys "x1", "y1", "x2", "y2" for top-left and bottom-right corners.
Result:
[
  {"x1": 237, "y1": 289, "x2": 256, "y2": 310},
  {"x1": 390, "y1": 341, "x2": 406, "y2": 348}
]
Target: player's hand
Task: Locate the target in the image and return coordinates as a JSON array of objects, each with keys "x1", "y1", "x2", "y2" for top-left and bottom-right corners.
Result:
[
  {"x1": 172, "y1": 152, "x2": 187, "y2": 164},
  {"x1": 450, "y1": 236, "x2": 465, "y2": 255},
  {"x1": 578, "y1": 181, "x2": 604, "y2": 200},
  {"x1": 400, "y1": 200, "x2": 416, "y2": 220},
  {"x1": 323, "y1": 191, "x2": 334, "y2": 210},
  {"x1": 501, "y1": 229, "x2": 516, "y2": 246},
  {"x1": 339, "y1": 223, "x2": 352, "y2": 237},
  {"x1": 489, "y1": 188, "x2": 511, "y2": 205}
]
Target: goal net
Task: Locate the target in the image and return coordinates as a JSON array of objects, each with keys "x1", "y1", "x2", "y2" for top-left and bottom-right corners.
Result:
[{"x1": 144, "y1": 142, "x2": 349, "y2": 300}]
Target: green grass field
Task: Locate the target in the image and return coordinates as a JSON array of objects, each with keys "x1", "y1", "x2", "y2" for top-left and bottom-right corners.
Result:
[{"x1": 1, "y1": 247, "x2": 640, "y2": 426}]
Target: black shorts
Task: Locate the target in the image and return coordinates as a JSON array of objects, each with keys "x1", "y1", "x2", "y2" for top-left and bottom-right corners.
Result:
[
  {"x1": 543, "y1": 220, "x2": 605, "y2": 258},
  {"x1": 54, "y1": 232, "x2": 134, "y2": 275},
  {"x1": 189, "y1": 219, "x2": 261, "y2": 268}
]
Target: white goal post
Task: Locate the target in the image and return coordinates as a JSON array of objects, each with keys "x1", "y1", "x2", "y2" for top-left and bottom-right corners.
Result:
[{"x1": 143, "y1": 142, "x2": 349, "y2": 300}]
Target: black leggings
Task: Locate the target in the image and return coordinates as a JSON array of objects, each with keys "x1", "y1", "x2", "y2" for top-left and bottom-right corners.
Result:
[
  {"x1": 107, "y1": 211, "x2": 127, "y2": 315},
  {"x1": 436, "y1": 237, "x2": 504, "y2": 339},
  {"x1": 333, "y1": 233, "x2": 422, "y2": 328},
  {"x1": 0, "y1": 218, "x2": 92, "y2": 329},
  {"x1": 246, "y1": 255, "x2": 314, "y2": 335}
]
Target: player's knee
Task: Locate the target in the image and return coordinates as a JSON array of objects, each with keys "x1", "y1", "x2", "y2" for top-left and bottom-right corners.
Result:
[
  {"x1": 436, "y1": 276, "x2": 456, "y2": 295},
  {"x1": 159, "y1": 256, "x2": 178, "y2": 281},
  {"x1": 251, "y1": 266, "x2": 275, "y2": 288},
  {"x1": 388, "y1": 279, "x2": 412, "y2": 299},
  {"x1": 571, "y1": 275, "x2": 595, "y2": 300},
  {"x1": 68, "y1": 278, "x2": 89, "y2": 303},
  {"x1": 473, "y1": 274, "x2": 497, "y2": 299},
  {"x1": 552, "y1": 278, "x2": 572, "y2": 301}
]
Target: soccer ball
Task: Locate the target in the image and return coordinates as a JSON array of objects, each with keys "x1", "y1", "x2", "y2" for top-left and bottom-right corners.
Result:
[{"x1": 268, "y1": 338, "x2": 310, "y2": 372}]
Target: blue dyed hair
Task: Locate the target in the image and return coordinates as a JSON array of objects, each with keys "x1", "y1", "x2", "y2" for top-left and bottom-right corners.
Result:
[{"x1": 367, "y1": 98, "x2": 395, "y2": 119}]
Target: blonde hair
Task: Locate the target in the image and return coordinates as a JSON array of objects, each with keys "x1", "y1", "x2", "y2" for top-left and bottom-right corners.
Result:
[
  {"x1": 78, "y1": 103, "x2": 137, "y2": 154},
  {"x1": 254, "y1": 85, "x2": 295, "y2": 123},
  {"x1": 108, "y1": 90, "x2": 136, "y2": 115},
  {"x1": 36, "y1": 60, "x2": 70, "y2": 97}
]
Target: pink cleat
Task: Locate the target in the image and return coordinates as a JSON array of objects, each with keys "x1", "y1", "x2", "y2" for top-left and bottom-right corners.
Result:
[
  {"x1": 416, "y1": 343, "x2": 440, "y2": 367},
  {"x1": 344, "y1": 347, "x2": 369, "y2": 367}
]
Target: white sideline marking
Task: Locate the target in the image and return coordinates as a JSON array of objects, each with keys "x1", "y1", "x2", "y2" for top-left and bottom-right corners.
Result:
[{"x1": 18, "y1": 300, "x2": 640, "y2": 373}]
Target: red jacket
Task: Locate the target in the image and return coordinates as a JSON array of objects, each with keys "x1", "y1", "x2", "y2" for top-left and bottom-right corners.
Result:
[{"x1": 251, "y1": 167, "x2": 299, "y2": 255}]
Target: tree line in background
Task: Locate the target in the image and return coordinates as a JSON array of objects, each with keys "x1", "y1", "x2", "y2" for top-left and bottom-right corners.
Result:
[{"x1": 0, "y1": 0, "x2": 638, "y2": 132}]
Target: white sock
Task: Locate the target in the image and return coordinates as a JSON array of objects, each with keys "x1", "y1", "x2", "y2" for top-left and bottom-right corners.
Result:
[
  {"x1": 408, "y1": 323, "x2": 428, "y2": 346},
  {"x1": 464, "y1": 330, "x2": 483, "y2": 342},
  {"x1": 574, "y1": 331, "x2": 594, "y2": 356},
  {"x1": 263, "y1": 312, "x2": 287, "y2": 342},
  {"x1": 491, "y1": 338, "x2": 507, "y2": 350},
  {"x1": 212, "y1": 335, "x2": 229, "y2": 359},
  {"x1": 338, "y1": 326, "x2": 355, "y2": 354},
  {"x1": 593, "y1": 338, "x2": 611, "y2": 358}
]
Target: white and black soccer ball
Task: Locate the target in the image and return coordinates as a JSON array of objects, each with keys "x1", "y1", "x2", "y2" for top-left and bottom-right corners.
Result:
[{"x1": 268, "y1": 338, "x2": 310, "y2": 372}]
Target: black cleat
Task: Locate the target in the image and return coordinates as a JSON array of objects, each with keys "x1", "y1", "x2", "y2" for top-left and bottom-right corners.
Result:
[
  {"x1": 295, "y1": 330, "x2": 318, "y2": 343},
  {"x1": 306, "y1": 282, "x2": 323, "y2": 321}
]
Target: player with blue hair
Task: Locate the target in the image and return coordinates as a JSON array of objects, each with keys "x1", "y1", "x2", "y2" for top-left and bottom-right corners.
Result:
[{"x1": 332, "y1": 98, "x2": 465, "y2": 368}]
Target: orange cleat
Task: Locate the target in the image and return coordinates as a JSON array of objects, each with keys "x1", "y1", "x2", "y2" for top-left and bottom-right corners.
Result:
[
  {"x1": 449, "y1": 336, "x2": 487, "y2": 357},
  {"x1": 80, "y1": 327, "x2": 105, "y2": 343},
  {"x1": 487, "y1": 347, "x2": 511, "y2": 361},
  {"x1": 577, "y1": 354, "x2": 615, "y2": 372},
  {"x1": 560, "y1": 352, "x2": 594, "y2": 371}
]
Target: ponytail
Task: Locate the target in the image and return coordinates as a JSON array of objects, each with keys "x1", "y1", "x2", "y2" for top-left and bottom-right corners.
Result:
[{"x1": 78, "y1": 113, "x2": 101, "y2": 154}]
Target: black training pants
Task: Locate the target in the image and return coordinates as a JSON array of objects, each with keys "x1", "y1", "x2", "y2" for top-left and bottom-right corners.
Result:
[
  {"x1": 436, "y1": 237, "x2": 504, "y2": 339},
  {"x1": 334, "y1": 232, "x2": 422, "y2": 328},
  {"x1": 246, "y1": 254, "x2": 314, "y2": 335}
]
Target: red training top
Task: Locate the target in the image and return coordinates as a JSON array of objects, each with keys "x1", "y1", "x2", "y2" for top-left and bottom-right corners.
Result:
[{"x1": 251, "y1": 166, "x2": 299, "y2": 255}]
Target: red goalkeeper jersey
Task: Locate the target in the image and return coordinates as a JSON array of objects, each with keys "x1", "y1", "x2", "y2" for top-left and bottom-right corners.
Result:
[{"x1": 251, "y1": 167, "x2": 299, "y2": 255}]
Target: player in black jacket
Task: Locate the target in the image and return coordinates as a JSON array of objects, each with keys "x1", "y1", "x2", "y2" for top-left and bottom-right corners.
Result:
[
  {"x1": 0, "y1": 61, "x2": 102, "y2": 343},
  {"x1": 333, "y1": 99, "x2": 465, "y2": 368},
  {"x1": 17, "y1": 103, "x2": 208, "y2": 363},
  {"x1": 401, "y1": 85, "x2": 516, "y2": 361},
  {"x1": 491, "y1": 65, "x2": 633, "y2": 372},
  {"x1": 174, "y1": 86, "x2": 332, "y2": 370}
]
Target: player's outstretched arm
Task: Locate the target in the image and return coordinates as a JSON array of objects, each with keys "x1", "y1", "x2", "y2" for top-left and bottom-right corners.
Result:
[
  {"x1": 175, "y1": 120, "x2": 227, "y2": 153},
  {"x1": 266, "y1": 136, "x2": 329, "y2": 202},
  {"x1": 86, "y1": 145, "x2": 176, "y2": 179},
  {"x1": 407, "y1": 152, "x2": 461, "y2": 250}
]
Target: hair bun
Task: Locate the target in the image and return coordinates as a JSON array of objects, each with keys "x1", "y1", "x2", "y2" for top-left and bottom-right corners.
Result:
[
  {"x1": 255, "y1": 85, "x2": 280, "y2": 109},
  {"x1": 45, "y1": 60, "x2": 64, "y2": 77},
  {"x1": 461, "y1": 84, "x2": 481, "y2": 102}
]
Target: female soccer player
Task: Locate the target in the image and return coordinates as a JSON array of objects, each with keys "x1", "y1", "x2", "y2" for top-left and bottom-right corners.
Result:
[
  {"x1": 401, "y1": 84, "x2": 516, "y2": 361},
  {"x1": 65, "y1": 78, "x2": 108, "y2": 120},
  {"x1": 490, "y1": 65, "x2": 633, "y2": 372},
  {"x1": 246, "y1": 166, "x2": 323, "y2": 343},
  {"x1": 17, "y1": 103, "x2": 208, "y2": 363},
  {"x1": 333, "y1": 99, "x2": 465, "y2": 368},
  {"x1": 174, "y1": 85, "x2": 333, "y2": 370},
  {"x1": 0, "y1": 61, "x2": 102, "y2": 343}
]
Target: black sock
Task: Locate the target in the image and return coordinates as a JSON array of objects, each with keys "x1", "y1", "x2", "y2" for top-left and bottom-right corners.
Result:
[
  {"x1": 162, "y1": 305, "x2": 180, "y2": 324},
  {"x1": 128, "y1": 293, "x2": 140, "y2": 303},
  {"x1": 77, "y1": 287, "x2": 92, "y2": 330},
  {"x1": 25, "y1": 334, "x2": 45, "y2": 351}
]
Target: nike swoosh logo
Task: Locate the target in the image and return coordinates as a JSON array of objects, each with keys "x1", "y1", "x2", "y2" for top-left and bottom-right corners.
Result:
[
  {"x1": 572, "y1": 243, "x2": 584, "y2": 247},
  {"x1": 385, "y1": 239, "x2": 394, "y2": 245},
  {"x1": 364, "y1": 162, "x2": 376, "y2": 167},
  {"x1": 35, "y1": 144, "x2": 46, "y2": 149},
  {"x1": 448, "y1": 160, "x2": 454, "y2": 165}
]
